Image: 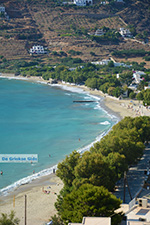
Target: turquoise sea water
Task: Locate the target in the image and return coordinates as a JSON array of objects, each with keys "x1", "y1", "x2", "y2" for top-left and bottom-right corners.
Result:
[{"x1": 0, "y1": 78, "x2": 118, "y2": 195}]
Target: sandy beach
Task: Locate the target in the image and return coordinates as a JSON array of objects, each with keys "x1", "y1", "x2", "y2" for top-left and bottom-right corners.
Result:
[
  {"x1": 0, "y1": 73, "x2": 150, "y2": 224},
  {"x1": 0, "y1": 174, "x2": 63, "y2": 225}
]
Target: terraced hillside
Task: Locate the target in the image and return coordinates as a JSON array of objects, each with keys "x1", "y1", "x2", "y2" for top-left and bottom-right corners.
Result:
[{"x1": 0, "y1": 0, "x2": 150, "y2": 64}]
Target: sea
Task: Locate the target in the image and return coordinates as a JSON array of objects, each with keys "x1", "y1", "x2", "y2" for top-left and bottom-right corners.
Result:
[{"x1": 0, "y1": 77, "x2": 118, "y2": 196}]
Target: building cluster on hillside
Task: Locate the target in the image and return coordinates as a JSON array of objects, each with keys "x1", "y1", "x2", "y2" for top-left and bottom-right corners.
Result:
[
  {"x1": 29, "y1": 45, "x2": 47, "y2": 55},
  {"x1": 128, "y1": 70, "x2": 150, "y2": 91},
  {"x1": 119, "y1": 28, "x2": 132, "y2": 38},
  {"x1": 88, "y1": 29, "x2": 105, "y2": 36},
  {"x1": 66, "y1": 0, "x2": 124, "y2": 6},
  {"x1": 91, "y1": 58, "x2": 132, "y2": 68},
  {"x1": 73, "y1": 0, "x2": 93, "y2": 6}
]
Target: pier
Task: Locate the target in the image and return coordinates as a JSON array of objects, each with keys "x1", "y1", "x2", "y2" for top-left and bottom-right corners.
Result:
[{"x1": 73, "y1": 100, "x2": 96, "y2": 103}]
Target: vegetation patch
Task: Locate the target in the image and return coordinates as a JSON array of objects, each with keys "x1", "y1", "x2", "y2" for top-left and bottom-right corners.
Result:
[{"x1": 112, "y1": 49, "x2": 150, "y2": 58}]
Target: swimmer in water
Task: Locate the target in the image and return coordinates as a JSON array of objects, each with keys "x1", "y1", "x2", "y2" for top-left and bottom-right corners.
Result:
[{"x1": 1, "y1": 170, "x2": 3, "y2": 175}]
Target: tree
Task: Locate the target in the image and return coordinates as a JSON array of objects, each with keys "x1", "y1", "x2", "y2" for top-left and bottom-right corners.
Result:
[
  {"x1": 143, "y1": 89, "x2": 150, "y2": 106},
  {"x1": 100, "y1": 82, "x2": 110, "y2": 93},
  {"x1": 105, "y1": 152, "x2": 128, "y2": 180},
  {"x1": 112, "y1": 87, "x2": 122, "y2": 98},
  {"x1": 136, "y1": 91, "x2": 144, "y2": 101},
  {"x1": 50, "y1": 215, "x2": 64, "y2": 225},
  {"x1": 55, "y1": 65, "x2": 68, "y2": 73},
  {"x1": 90, "y1": 51, "x2": 96, "y2": 56},
  {"x1": 0, "y1": 211, "x2": 20, "y2": 225},
  {"x1": 108, "y1": 61, "x2": 114, "y2": 67},
  {"x1": 129, "y1": 91, "x2": 136, "y2": 99},
  {"x1": 73, "y1": 151, "x2": 116, "y2": 191},
  {"x1": 133, "y1": 116, "x2": 150, "y2": 143},
  {"x1": 137, "y1": 81, "x2": 145, "y2": 91},
  {"x1": 108, "y1": 87, "x2": 115, "y2": 96},
  {"x1": 113, "y1": 116, "x2": 150, "y2": 143},
  {"x1": 85, "y1": 78, "x2": 98, "y2": 89},
  {"x1": 56, "y1": 151, "x2": 80, "y2": 187},
  {"x1": 119, "y1": 72, "x2": 133, "y2": 86},
  {"x1": 91, "y1": 127, "x2": 144, "y2": 165},
  {"x1": 60, "y1": 184, "x2": 123, "y2": 225}
]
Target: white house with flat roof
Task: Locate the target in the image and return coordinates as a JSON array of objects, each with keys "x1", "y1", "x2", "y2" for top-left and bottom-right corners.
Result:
[
  {"x1": 29, "y1": 45, "x2": 46, "y2": 54},
  {"x1": 124, "y1": 198, "x2": 150, "y2": 224},
  {"x1": 73, "y1": 0, "x2": 93, "y2": 6}
]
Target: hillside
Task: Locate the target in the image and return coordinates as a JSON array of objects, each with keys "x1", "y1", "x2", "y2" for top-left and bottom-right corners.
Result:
[{"x1": 0, "y1": 0, "x2": 150, "y2": 66}]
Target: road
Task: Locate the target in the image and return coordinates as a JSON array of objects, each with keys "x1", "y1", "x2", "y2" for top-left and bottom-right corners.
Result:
[{"x1": 114, "y1": 143, "x2": 150, "y2": 203}]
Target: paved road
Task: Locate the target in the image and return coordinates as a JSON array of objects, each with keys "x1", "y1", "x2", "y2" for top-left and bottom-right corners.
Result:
[{"x1": 114, "y1": 144, "x2": 150, "y2": 204}]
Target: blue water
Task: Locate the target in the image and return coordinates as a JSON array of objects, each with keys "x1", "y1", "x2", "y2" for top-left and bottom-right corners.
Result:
[{"x1": 0, "y1": 78, "x2": 117, "y2": 195}]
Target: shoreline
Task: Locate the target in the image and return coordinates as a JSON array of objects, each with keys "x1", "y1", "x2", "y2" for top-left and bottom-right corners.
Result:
[
  {"x1": 0, "y1": 73, "x2": 150, "y2": 224},
  {"x1": 1, "y1": 73, "x2": 149, "y2": 118}
]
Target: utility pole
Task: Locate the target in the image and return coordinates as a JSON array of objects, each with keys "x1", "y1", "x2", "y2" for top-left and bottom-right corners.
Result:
[
  {"x1": 25, "y1": 195, "x2": 27, "y2": 225},
  {"x1": 123, "y1": 171, "x2": 132, "y2": 203}
]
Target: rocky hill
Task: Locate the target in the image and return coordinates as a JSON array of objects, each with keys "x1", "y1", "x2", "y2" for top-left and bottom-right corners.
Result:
[{"x1": 0, "y1": 0, "x2": 150, "y2": 65}]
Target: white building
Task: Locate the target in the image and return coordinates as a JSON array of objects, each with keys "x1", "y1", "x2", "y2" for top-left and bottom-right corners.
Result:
[
  {"x1": 29, "y1": 45, "x2": 46, "y2": 54},
  {"x1": 134, "y1": 71, "x2": 146, "y2": 76},
  {"x1": 88, "y1": 29, "x2": 105, "y2": 36},
  {"x1": 119, "y1": 28, "x2": 132, "y2": 38},
  {"x1": 114, "y1": 62, "x2": 132, "y2": 68},
  {"x1": 133, "y1": 71, "x2": 146, "y2": 84},
  {"x1": 95, "y1": 29, "x2": 104, "y2": 36},
  {"x1": 0, "y1": 6, "x2": 5, "y2": 12},
  {"x1": 73, "y1": 0, "x2": 93, "y2": 6},
  {"x1": 91, "y1": 59, "x2": 111, "y2": 65},
  {"x1": 91, "y1": 59, "x2": 132, "y2": 68},
  {"x1": 68, "y1": 217, "x2": 111, "y2": 225},
  {"x1": 124, "y1": 198, "x2": 150, "y2": 224}
]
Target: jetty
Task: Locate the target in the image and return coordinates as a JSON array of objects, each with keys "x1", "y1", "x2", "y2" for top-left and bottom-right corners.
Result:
[{"x1": 73, "y1": 100, "x2": 96, "y2": 103}]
